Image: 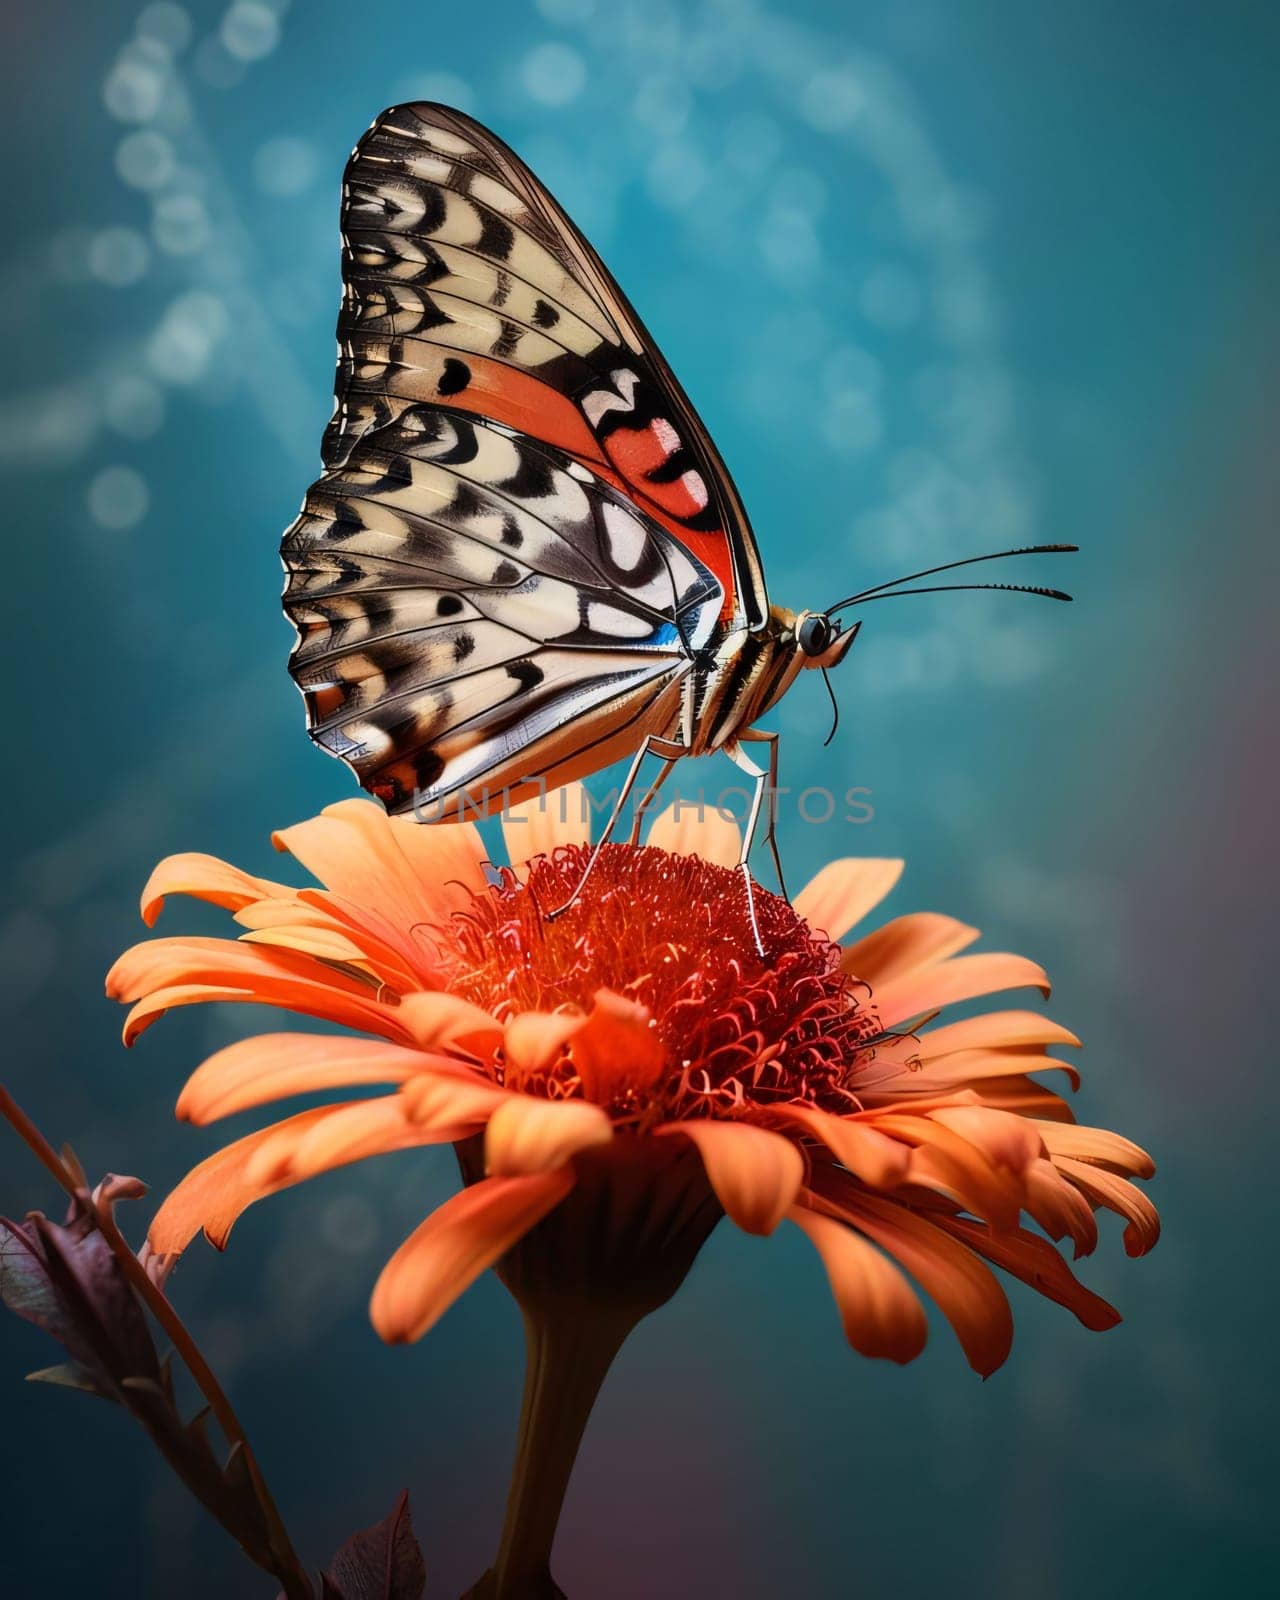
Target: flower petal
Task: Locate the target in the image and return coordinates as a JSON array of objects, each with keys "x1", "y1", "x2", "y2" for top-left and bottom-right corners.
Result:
[
  {"x1": 793, "y1": 858, "x2": 904, "y2": 942},
  {"x1": 894, "y1": 1048, "x2": 1080, "y2": 1095},
  {"x1": 107, "y1": 934, "x2": 373, "y2": 1004},
  {"x1": 370, "y1": 1170, "x2": 575, "y2": 1343},
  {"x1": 1024, "y1": 1158, "x2": 1099, "y2": 1258},
  {"x1": 272, "y1": 800, "x2": 485, "y2": 964},
  {"x1": 237, "y1": 924, "x2": 376, "y2": 964},
  {"x1": 825, "y1": 1187, "x2": 1015, "y2": 1377},
  {"x1": 841, "y1": 912, "x2": 980, "y2": 985},
  {"x1": 501, "y1": 782, "x2": 592, "y2": 868},
  {"x1": 233, "y1": 897, "x2": 348, "y2": 932},
  {"x1": 1053, "y1": 1157, "x2": 1161, "y2": 1256},
  {"x1": 247, "y1": 1097, "x2": 431, "y2": 1185},
  {"x1": 149, "y1": 1100, "x2": 428, "y2": 1256},
  {"x1": 771, "y1": 1104, "x2": 913, "y2": 1188},
  {"x1": 917, "y1": 1010, "x2": 1081, "y2": 1056},
  {"x1": 235, "y1": 899, "x2": 421, "y2": 989},
  {"x1": 397, "y1": 991, "x2": 503, "y2": 1055},
  {"x1": 646, "y1": 799, "x2": 741, "y2": 868},
  {"x1": 932, "y1": 1214, "x2": 1122, "y2": 1330},
  {"x1": 860, "y1": 1047, "x2": 1080, "y2": 1109},
  {"x1": 790, "y1": 1204, "x2": 928, "y2": 1364},
  {"x1": 657, "y1": 1121, "x2": 803, "y2": 1236},
  {"x1": 384, "y1": 809, "x2": 490, "y2": 910},
  {"x1": 966, "y1": 1074, "x2": 1076, "y2": 1122},
  {"x1": 928, "y1": 1106, "x2": 1045, "y2": 1173},
  {"x1": 1034, "y1": 1121, "x2": 1155, "y2": 1178},
  {"x1": 869, "y1": 1112, "x2": 1024, "y2": 1230},
  {"x1": 571, "y1": 989, "x2": 666, "y2": 1101},
  {"x1": 119, "y1": 976, "x2": 404, "y2": 1047},
  {"x1": 177, "y1": 1034, "x2": 431, "y2": 1123},
  {"x1": 873, "y1": 953, "x2": 1051, "y2": 1029},
  {"x1": 503, "y1": 1010, "x2": 586, "y2": 1082},
  {"x1": 399, "y1": 1066, "x2": 511, "y2": 1132},
  {"x1": 485, "y1": 1096, "x2": 613, "y2": 1176},
  {"x1": 140, "y1": 853, "x2": 293, "y2": 927}
]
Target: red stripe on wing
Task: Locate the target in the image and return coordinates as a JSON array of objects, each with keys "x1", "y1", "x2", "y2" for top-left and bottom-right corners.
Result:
[{"x1": 439, "y1": 359, "x2": 738, "y2": 612}]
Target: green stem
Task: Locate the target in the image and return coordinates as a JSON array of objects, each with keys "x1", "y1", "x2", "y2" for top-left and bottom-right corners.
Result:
[
  {"x1": 498, "y1": 1306, "x2": 632, "y2": 1598},
  {"x1": 454, "y1": 1134, "x2": 723, "y2": 1600},
  {"x1": 467, "y1": 1304, "x2": 635, "y2": 1600}
]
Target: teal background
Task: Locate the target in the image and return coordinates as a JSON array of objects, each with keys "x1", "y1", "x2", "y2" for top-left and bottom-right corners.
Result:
[{"x1": 1, "y1": 1, "x2": 1276, "y2": 1594}]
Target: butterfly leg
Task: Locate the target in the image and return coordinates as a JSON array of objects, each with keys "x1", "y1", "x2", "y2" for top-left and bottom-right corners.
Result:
[
  {"x1": 627, "y1": 747, "x2": 683, "y2": 845},
  {"x1": 725, "y1": 740, "x2": 771, "y2": 957},
  {"x1": 545, "y1": 737, "x2": 681, "y2": 920},
  {"x1": 739, "y1": 727, "x2": 788, "y2": 901}
]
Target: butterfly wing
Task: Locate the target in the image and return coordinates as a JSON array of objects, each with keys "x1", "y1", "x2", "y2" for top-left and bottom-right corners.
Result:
[
  {"x1": 324, "y1": 100, "x2": 767, "y2": 631},
  {"x1": 282, "y1": 404, "x2": 722, "y2": 814}
]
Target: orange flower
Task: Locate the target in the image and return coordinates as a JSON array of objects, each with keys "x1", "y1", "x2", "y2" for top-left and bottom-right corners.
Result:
[{"x1": 107, "y1": 786, "x2": 1156, "y2": 1380}]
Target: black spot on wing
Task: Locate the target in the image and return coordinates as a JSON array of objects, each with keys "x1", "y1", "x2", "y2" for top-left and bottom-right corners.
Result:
[
  {"x1": 437, "y1": 357, "x2": 471, "y2": 396},
  {"x1": 681, "y1": 502, "x2": 723, "y2": 534},
  {"x1": 507, "y1": 658, "x2": 544, "y2": 691},
  {"x1": 532, "y1": 298, "x2": 560, "y2": 329},
  {"x1": 477, "y1": 210, "x2": 515, "y2": 261},
  {"x1": 436, "y1": 594, "x2": 464, "y2": 617},
  {"x1": 642, "y1": 444, "x2": 696, "y2": 486},
  {"x1": 414, "y1": 749, "x2": 445, "y2": 790},
  {"x1": 448, "y1": 480, "x2": 486, "y2": 521},
  {"x1": 587, "y1": 373, "x2": 666, "y2": 441},
  {"x1": 498, "y1": 449, "x2": 556, "y2": 501}
]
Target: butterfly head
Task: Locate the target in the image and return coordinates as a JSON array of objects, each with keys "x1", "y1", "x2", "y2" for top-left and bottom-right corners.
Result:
[{"x1": 794, "y1": 609, "x2": 860, "y2": 671}]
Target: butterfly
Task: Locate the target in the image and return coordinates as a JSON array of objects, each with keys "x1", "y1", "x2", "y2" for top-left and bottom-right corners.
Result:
[{"x1": 281, "y1": 103, "x2": 1072, "y2": 944}]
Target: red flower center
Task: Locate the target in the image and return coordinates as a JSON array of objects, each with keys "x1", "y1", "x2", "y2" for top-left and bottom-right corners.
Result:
[{"x1": 439, "y1": 844, "x2": 881, "y2": 1119}]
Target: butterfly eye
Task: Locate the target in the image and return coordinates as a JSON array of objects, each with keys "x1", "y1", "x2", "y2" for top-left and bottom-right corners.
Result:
[{"x1": 798, "y1": 613, "x2": 833, "y2": 656}]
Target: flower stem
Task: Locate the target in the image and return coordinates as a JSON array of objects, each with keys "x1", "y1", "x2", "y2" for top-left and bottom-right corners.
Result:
[
  {"x1": 468, "y1": 1303, "x2": 635, "y2": 1600},
  {"x1": 454, "y1": 1134, "x2": 722, "y2": 1600}
]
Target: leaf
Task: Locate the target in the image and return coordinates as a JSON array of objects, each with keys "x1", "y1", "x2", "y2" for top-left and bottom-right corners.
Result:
[
  {"x1": 26, "y1": 1359, "x2": 114, "y2": 1399},
  {"x1": 2, "y1": 1190, "x2": 309, "y2": 1592},
  {"x1": 0, "y1": 1198, "x2": 160, "y2": 1401},
  {"x1": 323, "y1": 1492, "x2": 426, "y2": 1600}
]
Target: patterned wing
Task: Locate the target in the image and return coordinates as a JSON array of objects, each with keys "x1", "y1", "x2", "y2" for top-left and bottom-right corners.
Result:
[
  {"x1": 324, "y1": 100, "x2": 767, "y2": 630},
  {"x1": 282, "y1": 404, "x2": 722, "y2": 814}
]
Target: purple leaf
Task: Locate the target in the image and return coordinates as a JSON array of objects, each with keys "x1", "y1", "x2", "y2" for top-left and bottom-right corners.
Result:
[
  {"x1": 323, "y1": 1492, "x2": 426, "y2": 1600},
  {"x1": 0, "y1": 1196, "x2": 160, "y2": 1400}
]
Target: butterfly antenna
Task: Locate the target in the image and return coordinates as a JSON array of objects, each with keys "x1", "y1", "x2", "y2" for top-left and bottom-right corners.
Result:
[
  {"x1": 820, "y1": 667, "x2": 840, "y2": 747},
  {"x1": 826, "y1": 543, "x2": 1076, "y2": 615},
  {"x1": 842, "y1": 581, "x2": 1073, "y2": 605}
]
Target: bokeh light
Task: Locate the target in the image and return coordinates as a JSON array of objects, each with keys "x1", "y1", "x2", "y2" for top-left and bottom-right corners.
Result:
[
  {"x1": 146, "y1": 290, "x2": 229, "y2": 383},
  {"x1": 151, "y1": 190, "x2": 211, "y2": 255},
  {"x1": 87, "y1": 463, "x2": 150, "y2": 529},
  {"x1": 115, "y1": 128, "x2": 177, "y2": 189},
  {"x1": 136, "y1": 2, "x2": 194, "y2": 55},
  {"x1": 103, "y1": 374, "x2": 167, "y2": 439},
  {"x1": 220, "y1": 2, "x2": 282, "y2": 63},
  {"x1": 520, "y1": 42, "x2": 587, "y2": 106},
  {"x1": 88, "y1": 226, "x2": 151, "y2": 287},
  {"x1": 251, "y1": 135, "x2": 318, "y2": 196}
]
